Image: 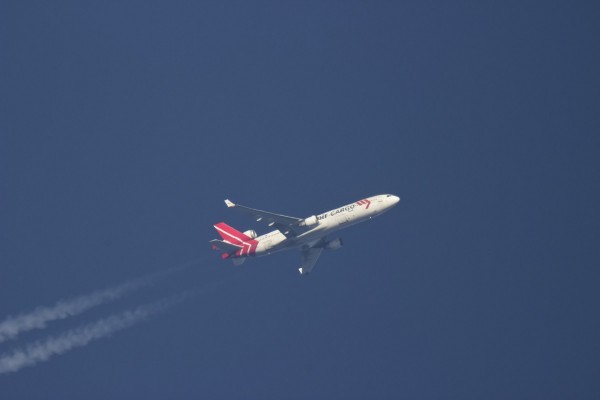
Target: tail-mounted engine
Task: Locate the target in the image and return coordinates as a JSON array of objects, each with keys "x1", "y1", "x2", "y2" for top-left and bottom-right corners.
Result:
[{"x1": 243, "y1": 230, "x2": 257, "y2": 239}]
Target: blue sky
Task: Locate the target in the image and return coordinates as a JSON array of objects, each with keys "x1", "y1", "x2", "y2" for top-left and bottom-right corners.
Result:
[{"x1": 1, "y1": 1, "x2": 599, "y2": 398}]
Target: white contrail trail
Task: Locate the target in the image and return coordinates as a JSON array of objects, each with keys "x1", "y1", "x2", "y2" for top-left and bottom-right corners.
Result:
[
  {"x1": 0, "y1": 292, "x2": 191, "y2": 375},
  {"x1": 0, "y1": 259, "x2": 199, "y2": 343}
]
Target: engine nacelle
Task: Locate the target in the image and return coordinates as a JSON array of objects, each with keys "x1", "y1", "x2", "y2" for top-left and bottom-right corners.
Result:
[
  {"x1": 243, "y1": 230, "x2": 257, "y2": 239},
  {"x1": 325, "y1": 238, "x2": 343, "y2": 250},
  {"x1": 299, "y1": 215, "x2": 319, "y2": 227}
]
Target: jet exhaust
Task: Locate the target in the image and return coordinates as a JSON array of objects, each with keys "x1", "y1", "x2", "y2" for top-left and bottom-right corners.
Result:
[
  {"x1": 0, "y1": 259, "x2": 200, "y2": 344},
  {"x1": 0, "y1": 292, "x2": 193, "y2": 375}
]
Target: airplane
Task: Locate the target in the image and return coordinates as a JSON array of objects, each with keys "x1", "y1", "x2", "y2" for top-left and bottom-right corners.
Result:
[{"x1": 210, "y1": 194, "x2": 400, "y2": 275}]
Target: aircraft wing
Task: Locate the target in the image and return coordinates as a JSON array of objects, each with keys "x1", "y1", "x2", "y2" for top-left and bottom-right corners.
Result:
[
  {"x1": 298, "y1": 246, "x2": 323, "y2": 275},
  {"x1": 224, "y1": 199, "x2": 307, "y2": 235}
]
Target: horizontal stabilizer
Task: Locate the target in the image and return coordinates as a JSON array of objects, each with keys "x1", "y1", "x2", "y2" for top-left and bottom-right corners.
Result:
[{"x1": 210, "y1": 239, "x2": 242, "y2": 253}]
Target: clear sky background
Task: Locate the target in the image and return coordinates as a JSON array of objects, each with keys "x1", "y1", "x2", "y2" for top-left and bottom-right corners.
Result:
[{"x1": 1, "y1": 1, "x2": 599, "y2": 399}]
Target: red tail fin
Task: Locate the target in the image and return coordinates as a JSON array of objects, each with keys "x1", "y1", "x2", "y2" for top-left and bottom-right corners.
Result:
[{"x1": 213, "y1": 222, "x2": 252, "y2": 245}]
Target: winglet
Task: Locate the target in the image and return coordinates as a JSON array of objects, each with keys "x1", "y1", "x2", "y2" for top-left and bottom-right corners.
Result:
[{"x1": 224, "y1": 199, "x2": 235, "y2": 208}]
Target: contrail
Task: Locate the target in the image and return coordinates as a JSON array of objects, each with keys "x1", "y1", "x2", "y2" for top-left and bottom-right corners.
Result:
[
  {"x1": 0, "y1": 292, "x2": 191, "y2": 375},
  {"x1": 0, "y1": 259, "x2": 199, "y2": 343}
]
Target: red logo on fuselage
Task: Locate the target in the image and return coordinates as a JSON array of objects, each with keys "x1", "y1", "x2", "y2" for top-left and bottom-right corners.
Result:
[{"x1": 356, "y1": 199, "x2": 371, "y2": 209}]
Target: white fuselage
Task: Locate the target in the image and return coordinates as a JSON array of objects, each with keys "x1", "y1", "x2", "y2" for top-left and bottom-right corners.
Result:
[{"x1": 252, "y1": 194, "x2": 400, "y2": 256}]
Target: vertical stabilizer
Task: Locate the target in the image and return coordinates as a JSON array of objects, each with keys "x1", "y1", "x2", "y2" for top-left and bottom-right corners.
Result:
[
  {"x1": 213, "y1": 222, "x2": 252, "y2": 244},
  {"x1": 211, "y1": 222, "x2": 259, "y2": 259}
]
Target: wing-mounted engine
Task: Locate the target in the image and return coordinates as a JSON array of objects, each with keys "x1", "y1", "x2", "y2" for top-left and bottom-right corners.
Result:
[
  {"x1": 324, "y1": 238, "x2": 343, "y2": 250},
  {"x1": 299, "y1": 215, "x2": 319, "y2": 227},
  {"x1": 243, "y1": 230, "x2": 257, "y2": 239}
]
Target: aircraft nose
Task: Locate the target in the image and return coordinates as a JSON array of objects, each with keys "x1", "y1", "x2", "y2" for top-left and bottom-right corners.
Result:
[{"x1": 390, "y1": 195, "x2": 400, "y2": 205}]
